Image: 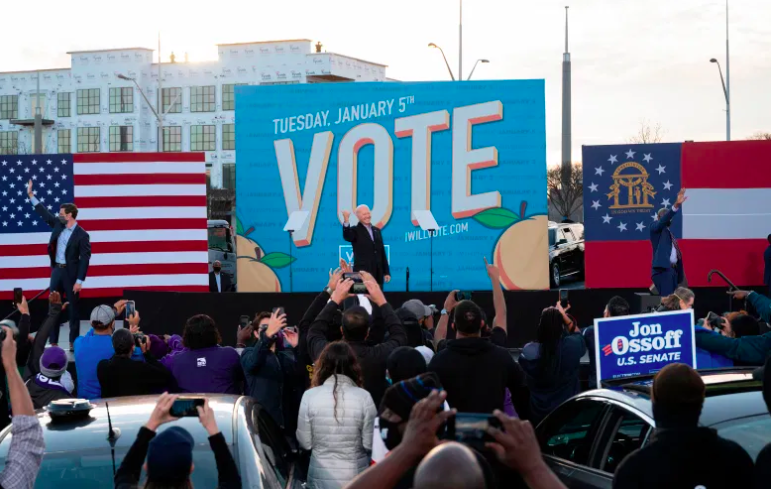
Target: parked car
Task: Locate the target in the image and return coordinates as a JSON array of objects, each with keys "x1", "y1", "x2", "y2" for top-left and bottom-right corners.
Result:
[
  {"x1": 0, "y1": 395, "x2": 305, "y2": 489},
  {"x1": 549, "y1": 221, "x2": 585, "y2": 287},
  {"x1": 536, "y1": 368, "x2": 771, "y2": 488}
]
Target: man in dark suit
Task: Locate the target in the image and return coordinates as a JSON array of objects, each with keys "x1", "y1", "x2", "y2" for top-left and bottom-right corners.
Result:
[
  {"x1": 342, "y1": 205, "x2": 390, "y2": 286},
  {"x1": 650, "y1": 188, "x2": 687, "y2": 297},
  {"x1": 209, "y1": 260, "x2": 232, "y2": 292},
  {"x1": 764, "y1": 234, "x2": 771, "y2": 296},
  {"x1": 27, "y1": 179, "x2": 91, "y2": 348}
]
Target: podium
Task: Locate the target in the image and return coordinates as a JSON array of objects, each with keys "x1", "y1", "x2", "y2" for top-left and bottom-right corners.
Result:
[
  {"x1": 413, "y1": 211, "x2": 439, "y2": 291},
  {"x1": 283, "y1": 211, "x2": 309, "y2": 293}
]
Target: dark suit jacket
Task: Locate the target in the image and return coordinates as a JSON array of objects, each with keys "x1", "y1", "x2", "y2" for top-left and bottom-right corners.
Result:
[
  {"x1": 34, "y1": 203, "x2": 91, "y2": 282},
  {"x1": 209, "y1": 272, "x2": 232, "y2": 292},
  {"x1": 343, "y1": 222, "x2": 390, "y2": 281},
  {"x1": 764, "y1": 245, "x2": 771, "y2": 286},
  {"x1": 649, "y1": 207, "x2": 684, "y2": 284}
]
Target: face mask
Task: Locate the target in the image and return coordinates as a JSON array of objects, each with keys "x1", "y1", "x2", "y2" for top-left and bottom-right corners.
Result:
[
  {"x1": 379, "y1": 418, "x2": 403, "y2": 450},
  {"x1": 213, "y1": 267, "x2": 221, "y2": 273},
  {"x1": 58, "y1": 215, "x2": 67, "y2": 225}
]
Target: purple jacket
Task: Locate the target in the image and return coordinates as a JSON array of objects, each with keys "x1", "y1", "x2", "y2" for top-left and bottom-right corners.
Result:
[
  {"x1": 166, "y1": 345, "x2": 245, "y2": 394},
  {"x1": 160, "y1": 335, "x2": 187, "y2": 369}
]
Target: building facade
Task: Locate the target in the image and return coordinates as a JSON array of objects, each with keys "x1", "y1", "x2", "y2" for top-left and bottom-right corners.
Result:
[{"x1": 0, "y1": 39, "x2": 387, "y2": 188}]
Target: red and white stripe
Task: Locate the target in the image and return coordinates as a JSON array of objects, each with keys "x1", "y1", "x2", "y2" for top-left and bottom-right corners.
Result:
[{"x1": 0, "y1": 153, "x2": 209, "y2": 299}]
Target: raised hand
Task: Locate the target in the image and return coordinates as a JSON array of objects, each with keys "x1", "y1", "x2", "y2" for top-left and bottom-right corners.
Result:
[
  {"x1": 145, "y1": 392, "x2": 179, "y2": 431},
  {"x1": 339, "y1": 259, "x2": 353, "y2": 273},
  {"x1": 486, "y1": 411, "x2": 546, "y2": 478},
  {"x1": 327, "y1": 267, "x2": 344, "y2": 291},
  {"x1": 444, "y1": 290, "x2": 459, "y2": 312},
  {"x1": 484, "y1": 257, "x2": 500, "y2": 282},
  {"x1": 342, "y1": 210, "x2": 351, "y2": 223},
  {"x1": 675, "y1": 188, "x2": 688, "y2": 207},
  {"x1": 27, "y1": 180, "x2": 34, "y2": 198},
  {"x1": 360, "y1": 271, "x2": 386, "y2": 306},
  {"x1": 283, "y1": 328, "x2": 299, "y2": 347},
  {"x1": 331, "y1": 278, "x2": 354, "y2": 305},
  {"x1": 197, "y1": 399, "x2": 219, "y2": 436},
  {"x1": 17, "y1": 295, "x2": 29, "y2": 316},
  {"x1": 266, "y1": 310, "x2": 286, "y2": 338}
]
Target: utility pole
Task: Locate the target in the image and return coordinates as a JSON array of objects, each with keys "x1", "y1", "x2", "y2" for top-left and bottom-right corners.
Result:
[
  {"x1": 458, "y1": 0, "x2": 463, "y2": 81},
  {"x1": 725, "y1": 0, "x2": 731, "y2": 141},
  {"x1": 157, "y1": 32, "x2": 163, "y2": 152},
  {"x1": 33, "y1": 72, "x2": 42, "y2": 154},
  {"x1": 561, "y1": 6, "x2": 572, "y2": 213}
]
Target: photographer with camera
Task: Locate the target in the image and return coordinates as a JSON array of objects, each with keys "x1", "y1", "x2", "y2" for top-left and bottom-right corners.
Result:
[
  {"x1": 97, "y1": 328, "x2": 176, "y2": 398},
  {"x1": 74, "y1": 300, "x2": 144, "y2": 400}
]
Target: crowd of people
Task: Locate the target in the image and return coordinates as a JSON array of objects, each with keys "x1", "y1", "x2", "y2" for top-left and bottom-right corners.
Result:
[{"x1": 0, "y1": 257, "x2": 770, "y2": 488}]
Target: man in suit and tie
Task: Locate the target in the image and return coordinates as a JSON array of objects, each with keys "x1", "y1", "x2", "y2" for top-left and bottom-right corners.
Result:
[
  {"x1": 342, "y1": 205, "x2": 391, "y2": 286},
  {"x1": 650, "y1": 188, "x2": 687, "y2": 297},
  {"x1": 27, "y1": 180, "x2": 91, "y2": 349},
  {"x1": 209, "y1": 260, "x2": 232, "y2": 293},
  {"x1": 764, "y1": 234, "x2": 771, "y2": 296}
]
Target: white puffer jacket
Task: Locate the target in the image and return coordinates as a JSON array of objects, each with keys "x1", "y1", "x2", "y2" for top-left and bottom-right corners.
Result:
[{"x1": 296, "y1": 375, "x2": 377, "y2": 489}]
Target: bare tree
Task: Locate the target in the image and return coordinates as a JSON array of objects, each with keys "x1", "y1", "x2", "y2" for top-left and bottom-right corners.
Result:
[
  {"x1": 548, "y1": 162, "x2": 583, "y2": 220},
  {"x1": 749, "y1": 131, "x2": 771, "y2": 140},
  {"x1": 628, "y1": 120, "x2": 665, "y2": 144},
  {"x1": 206, "y1": 180, "x2": 235, "y2": 221}
]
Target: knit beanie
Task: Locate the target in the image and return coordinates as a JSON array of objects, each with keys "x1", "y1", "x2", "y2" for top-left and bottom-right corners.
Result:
[
  {"x1": 40, "y1": 346, "x2": 68, "y2": 378},
  {"x1": 379, "y1": 372, "x2": 443, "y2": 419}
]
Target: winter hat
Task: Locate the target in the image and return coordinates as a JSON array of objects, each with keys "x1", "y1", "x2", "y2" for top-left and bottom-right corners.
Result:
[
  {"x1": 146, "y1": 426, "x2": 195, "y2": 484},
  {"x1": 40, "y1": 346, "x2": 68, "y2": 378},
  {"x1": 90, "y1": 304, "x2": 115, "y2": 328},
  {"x1": 387, "y1": 347, "x2": 427, "y2": 384},
  {"x1": 147, "y1": 334, "x2": 169, "y2": 359},
  {"x1": 396, "y1": 307, "x2": 426, "y2": 348},
  {"x1": 379, "y1": 372, "x2": 442, "y2": 420}
]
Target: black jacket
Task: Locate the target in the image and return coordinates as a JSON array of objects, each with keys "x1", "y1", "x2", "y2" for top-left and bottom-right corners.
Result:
[
  {"x1": 755, "y1": 442, "x2": 771, "y2": 488},
  {"x1": 428, "y1": 337, "x2": 529, "y2": 419},
  {"x1": 97, "y1": 354, "x2": 176, "y2": 398},
  {"x1": 343, "y1": 222, "x2": 390, "y2": 282},
  {"x1": 115, "y1": 427, "x2": 241, "y2": 489},
  {"x1": 22, "y1": 302, "x2": 73, "y2": 408},
  {"x1": 34, "y1": 203, "x2": 91, "y2": 282},
  {"x1": 209, "y1": 271, "x2": 232, "y2": 292},
  {"x1": 308, "y1": 301, "x2": 407, "y2": 406},
  {"x1": 241, "y1": 330, "x2": 298, "y2": 429},
  {"x1": 613, "y1": 427, "x2": 753, "y2": 489}
]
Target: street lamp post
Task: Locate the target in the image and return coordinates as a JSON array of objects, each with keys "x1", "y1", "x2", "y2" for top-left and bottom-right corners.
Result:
[
  {"x1": 428, "y1": 43, "x2": 456, "y2": 81},
  {"x1": 709, "y1": 58, "x2": 730, "y2": 141},
  {"x1": 467, "y1": 59, "x2": 489, "y2": 80},
  {"x1": 116, "y1": 73, "x2": 180, "y2": 151}
]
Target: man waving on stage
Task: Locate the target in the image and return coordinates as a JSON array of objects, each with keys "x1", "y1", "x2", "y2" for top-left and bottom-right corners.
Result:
[
  {"x1": 28, "y1": 179, "x2": 91, "y2": 348},
  {"x1": 342, "y1": 205, "x2": 390, "y2": 286},
  {"x1": 650, "y1": 187, "x2": 687, "y2": 297}
]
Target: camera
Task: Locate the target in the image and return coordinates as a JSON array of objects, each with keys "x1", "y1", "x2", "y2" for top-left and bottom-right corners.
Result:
[
  {"x1": 343, "y1": 273, "x2": 367, "y2": 294},
  {"x1": 133, "y1": 333, "x2": 147, "y2": 347},
  {"x1": 706, "y1": 312, "x2": 724, "y2": 330}
]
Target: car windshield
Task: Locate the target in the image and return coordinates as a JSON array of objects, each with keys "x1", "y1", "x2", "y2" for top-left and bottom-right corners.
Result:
[
  {"x1": 208, "y1": 226, "x2": 233, "y2": 252},
  {"x1": 713, "y1": 413, "x2": 771, "y2": 461}
]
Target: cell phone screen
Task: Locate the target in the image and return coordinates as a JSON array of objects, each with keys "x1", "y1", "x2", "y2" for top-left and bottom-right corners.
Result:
[
  {"x1": 170, "y1": 398, "x2": 205, "y2": 417},
  {"x1": 239, "y1": 315, "x2": 251, "y2": 328},
  {"x1": 559, "y1": 289, "x2": 569, "y2": 308},
  {"x1": 13, "y1": 288, "x2": 22, "y2": 305},
  {"x1": 455, "y1": 291, "x2": 471, "y2": 302},
  {"x1": 124, "y1": 301, "x2": 136, "y2": 318},
  {"x1": 273, "y1": 307, "x2": 285, "y2": 317},
  {"x1": 343, "y1": 273, "x2": 367, "y2": 294}
]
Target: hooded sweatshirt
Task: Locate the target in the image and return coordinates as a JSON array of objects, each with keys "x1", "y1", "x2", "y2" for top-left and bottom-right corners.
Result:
[
  {"x1": 613, "y1": 427, "x2": 753, "y2": 489},
  {"x1": 428, "y1": 336, "x2": 529, "y2": 418}
]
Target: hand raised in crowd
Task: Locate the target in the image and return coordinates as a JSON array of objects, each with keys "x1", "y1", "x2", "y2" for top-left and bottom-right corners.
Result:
[
  {"x1": 283, "y1": 328, "x2": 299, "y2": 347},
  {"x1": 1, "y1": 327, "x2": 17, "y2": 369},
  {"x1": 360, "y1": 271, "x2": 387, "y2": 306},
  {"x1": 114, "y1": 299, "x2": 128, "y2": 316},
  {"x1": 127, "y1": 310, "x2": 141, "y2": 332},
  {"x1": 331, "y1": 278, "x2": 354, "y2": 305},
  {"x1": 49, "y1": 291, "x2": 61, "y2": 305},
  {"x1": 400, "y1": 390, "x2": 456, "y2": 460},
  {"x1": 197, "y1": 399, "x2": 220, "y2": 437},
  {"x1": 339, "y1": 258, "x2": 353, "y2": 273},
  {"x1": 484, "y1": 256, "x2": 500, "y2": 282},
  {"x1": 145, "y1": 392, "x2": 179, "y2": 432},
  {"x1": 236, "y1": 323, "x2": 254, "y2": 346},
  {"x1": 486, "y1": 411, "x2": 553, "y2": 482},
  {"x1": 675, "y1": 187, "x2": 688, "y2": 207},
  {"x1": 342, "y1": 210, "x2": 351, "y2": 223},
  {"x1": 266, "y1": 310, "x2": 287, "y2": 338},
  {"x1": 17, "y1": 295, "x2": 29, "y2": 316},
  {"x1": 327, "y1": 267, "x2": 344, "y2": 292},
  {"x1": 140, "y1": 335, "x2": 152, "y2": 354},
  {"x1": 444, "y1": 290, "x2": 460, "y2": 312},
  {"x1": 728, "y1": 290, "x2": 751, "y2": 300}
]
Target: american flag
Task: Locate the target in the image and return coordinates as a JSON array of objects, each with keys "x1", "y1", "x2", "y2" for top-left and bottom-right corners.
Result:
[{"x1": 0, "y1": 153, "x2": 210, "y2": 299}]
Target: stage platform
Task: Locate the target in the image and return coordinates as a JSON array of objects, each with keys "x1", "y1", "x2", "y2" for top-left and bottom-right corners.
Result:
[{"x1": 3, "y1": 286, "x2": 764, "y2": 348}]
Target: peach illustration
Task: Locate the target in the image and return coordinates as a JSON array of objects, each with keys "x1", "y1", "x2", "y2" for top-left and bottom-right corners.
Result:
[
  {"x1": 236, "y1": 234, "x2": 264, "y2": 260},
  {"x1": 493, "y1": 214, "x2": 550, "y2": 290},
  {"x1": 237, "y1": 236, "x2": 281, "y2": 292}
]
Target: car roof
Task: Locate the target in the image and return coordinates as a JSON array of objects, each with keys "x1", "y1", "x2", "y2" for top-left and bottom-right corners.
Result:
[
  {"x1": 575, "y1": 368, "x2": 767, "y2": 427},
  {"x1": 0, "y1": 395, "x2": 246, "y2": 456}
]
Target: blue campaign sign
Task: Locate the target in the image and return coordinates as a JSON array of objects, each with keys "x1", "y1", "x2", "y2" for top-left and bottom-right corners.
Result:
[
  {"x1": 593, "y1": 310, "x2": 696, "y2": 385},
  {"x1": 234, "y1": 81, "x2": 548, "y2": 292}
]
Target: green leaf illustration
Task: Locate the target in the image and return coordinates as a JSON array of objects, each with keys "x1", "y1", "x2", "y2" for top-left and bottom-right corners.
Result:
[
  {"x1": 235, "y1": 217, "x2": 244, "y2": 235},
  {"x1": 472, "y1": 208, "x2": 519, "y2": 229},
  {"x1": 259, "y1": 252, "x2": 297, "y2": 269}
]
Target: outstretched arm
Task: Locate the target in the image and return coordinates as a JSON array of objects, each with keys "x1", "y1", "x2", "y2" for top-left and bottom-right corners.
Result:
[
  {"x1": 485, "y1": 257, "x2": 507, "y2": 333},
  {"x1": 342, "y1": 210, "x2": 357, "y2": 243}
]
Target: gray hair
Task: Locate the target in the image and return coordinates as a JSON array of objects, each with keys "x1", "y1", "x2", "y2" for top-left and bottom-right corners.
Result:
[{"x1": 355, "y1": 204, "x2": 370, "y2": 213}]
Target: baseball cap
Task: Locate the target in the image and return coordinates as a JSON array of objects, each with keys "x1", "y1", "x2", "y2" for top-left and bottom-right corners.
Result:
[
  {"x1": 90, "y1": 304, "x2": 115, "y2": 327},
  {"x1": 40, "y1": 346, "x2": 68, "y2": 378},
  {"x1": 402, "y1": 299, "x2": 431, "y2": 319},
  {"x1": 146, "y1": 426, "x2": 195, "y2": 483}
]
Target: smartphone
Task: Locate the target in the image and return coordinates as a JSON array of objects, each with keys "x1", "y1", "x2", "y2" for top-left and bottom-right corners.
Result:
[
  {"x1": 272, "y1": 307, "x2": 285, "y2": 317},
  {"x1": 706, "y1": 311, "x2": 724, "y2": 330},
  {"x1": 239, "y1": 315, "x2": 251, "y2": 328},
  {"x1": 559, "y1": 289, "x2": 569, "y2": 308},
  {"x1": 455, "y1": 291, "x2": 472, "y2": 302},
  {"x1": 343, "y1": 272, "x2": 367, "y2": 294},
  {"x1": 13, "y1": 288, "x2": 22, "y2": 305},
  {"x1": 124, "y1": 300, "x2": 136, "y2": 318},
  {"x1": 170, "y1": 398, "x2": 205, "y2": 417},
  {"x1": 443, "y1": 413, "x2": 502, "y2": 450}
]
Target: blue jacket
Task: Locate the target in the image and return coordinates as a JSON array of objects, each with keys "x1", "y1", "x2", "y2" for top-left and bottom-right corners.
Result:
[
  {"x1": 694, "y1": 326, "x2": 734, "y2": 369},
  {"x1": 764, "y1": 245, "x2": 771, "y2": 286},
  {"x1": 649, "y1": 207, "x2": 685, "y2": 283}
]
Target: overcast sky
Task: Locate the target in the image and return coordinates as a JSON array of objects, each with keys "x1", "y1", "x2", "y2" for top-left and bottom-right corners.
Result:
[{"x1": 2, "y1": 0, "x2": 768, "y2": 164}]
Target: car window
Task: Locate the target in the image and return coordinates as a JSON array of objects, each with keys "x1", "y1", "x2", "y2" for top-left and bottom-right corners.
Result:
[
  {"x1": 252, "y1": 405, "x2": 291, "y2": 485},
  {"x1": 561, "y1": 228, "x2": 576, "y2": 242},
  {"x1": 600, "y1": 409, "x2": 652, "y2": 474},
  {"x1": 548, "y1": 228, "x2": 556, "y2": 247},
  {"x1": 538, "y1": 399, "x2": 606, "y2": 466},
  {"x1": 713, "y1": 413, "x2": 771, "y2": 461}
]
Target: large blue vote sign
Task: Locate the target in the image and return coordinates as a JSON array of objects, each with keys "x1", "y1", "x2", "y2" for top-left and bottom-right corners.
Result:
[
  {"x1": 234, "y1": 81, "x2": 548, "y2": 292},
  {"x1": 594, "y1": 310, "x2": 696, "y2": 385}
]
